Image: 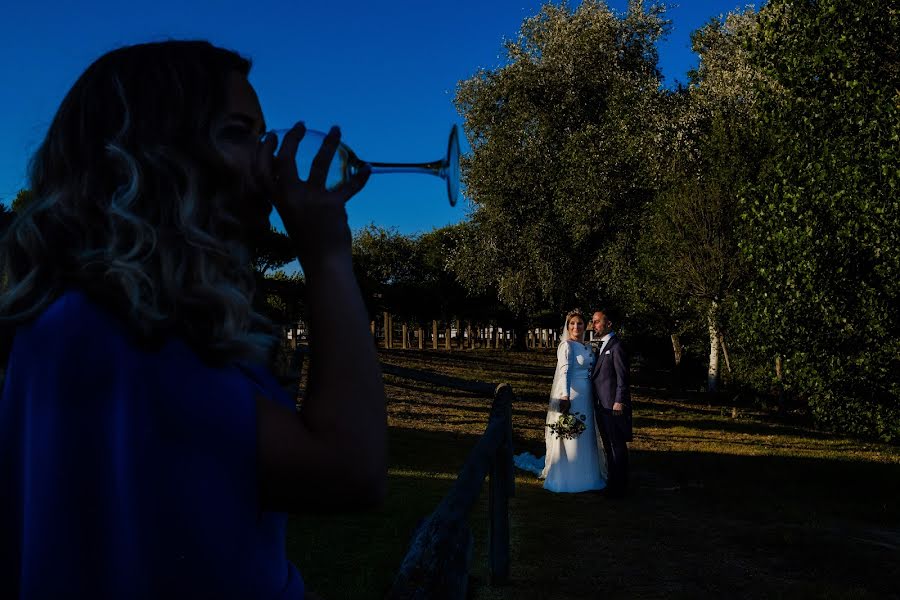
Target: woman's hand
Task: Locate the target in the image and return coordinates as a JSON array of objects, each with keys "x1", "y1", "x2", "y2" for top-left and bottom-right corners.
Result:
[
  {"x1": 257, "y1": 122, "x2": 371, "y2": 264},
  {"x1": 254, "y1": 123, "x2": 386, "y2": 513}
]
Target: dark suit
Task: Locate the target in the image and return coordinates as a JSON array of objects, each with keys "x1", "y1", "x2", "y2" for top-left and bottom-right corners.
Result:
[{"x1": 590, "y1": 333, "x2": 631, "y2": 496}]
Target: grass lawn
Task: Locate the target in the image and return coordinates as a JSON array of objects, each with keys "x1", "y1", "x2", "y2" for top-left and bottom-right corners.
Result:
[{"x1": 287, "y1": 349, "x2": 900, "y2": 599}]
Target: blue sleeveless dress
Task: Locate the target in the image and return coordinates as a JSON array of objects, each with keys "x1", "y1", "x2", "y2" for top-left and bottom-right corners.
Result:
[{"x1": 0, "y1": 290, "x2": 304, "y2": 598}]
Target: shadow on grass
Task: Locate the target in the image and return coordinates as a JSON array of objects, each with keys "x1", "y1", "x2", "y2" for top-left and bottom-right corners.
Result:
[
  {"x1": 633, "y1": 449, "x2": 900, "y2": 524},
  {"x1": 287, "y1": 425, "x2": 489, "y2": 599},
  {"x1": 380, "y1": 348, "x2": 555, "y2": 378},
  {"x1": 635, "y1": 414, "x2": 841, "y2": 441},
  {"x1": 385, "y1": 378, "x2": 489, "y2": 400},
  {"x1": 290, "y1": 429, "x2": 899, "y2": 600},
  {"x1": 291, "y1": 355, "x2": 899, "y2": 599},
  {"x1": 286, "y1": 472, "x2": 453, "y2": 599},
  {"x1": 488, "y1": 450, "x2": 900, "y2": 600},
  {"x1": 389, "y1": 397, "x2": 496, "y2": 414},
  {"x1": 388, "y1": 425, "x2": 485, "y2": 474},
  {"x1": 381, "y1": 362, "x2": 496, "y2": 395}
]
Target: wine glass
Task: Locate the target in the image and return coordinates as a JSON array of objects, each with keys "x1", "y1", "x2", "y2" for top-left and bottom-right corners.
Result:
[{"x1": 266, "y1": 125, "x2": 461, "y2": 207}]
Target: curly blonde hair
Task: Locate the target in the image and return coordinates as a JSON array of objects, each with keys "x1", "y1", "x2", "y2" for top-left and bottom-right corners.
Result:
[{"x1": 0, "y1": 41, "x2": 277, "y2": 366}]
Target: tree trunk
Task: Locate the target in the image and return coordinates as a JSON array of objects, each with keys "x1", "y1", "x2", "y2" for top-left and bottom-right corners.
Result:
[
  {"x1": 512, "y1": 324, "x2": 528, "y2": 351},
  {"x1": 719, "y1": 332, "x2": 732, "y2": 387},
  {"x1": 671, "y1": 334, "x2": 683, "y2": 366},
  {"x1": 432, "y1": 321, "x2": 439, "y2": 350},
  {"x1": 719, "y1": 331, "x2": 731, "y2": 374},
  {"x1": 707, "y1": 301, "x2": 720, "y2": 393},
  {"x1": 670, "y1": 333, "x2": 683, "y2": 394},
  {"x1": 775, "y1": 355, "x2": 785, "y2": 412}
]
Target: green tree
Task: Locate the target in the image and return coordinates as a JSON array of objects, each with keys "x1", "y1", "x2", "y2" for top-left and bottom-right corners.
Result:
[
  {"x1": 250, "y1": 226, "x2": 297, "y2": 275},
  {"x1": 637, "y1": 8, "x2": 762, "y2": 391},
  {"x1": 736, "y1": 0, "x2": 899, "y2": 440},
  {"x1": 453, "y1": 0, "x2": 668, "y2": 324},
  {"x1": 414, "y1": 224, "x2": 493, "y2": 325},
  {"x1": 257, "y1": 270, "x2": 306, "y2": 324},
  {"x1": 352, "y1": 223, "x2": 496, "y2": 327},
  {"x1": 11, "y1": 189, "x2": 35, "y2": 213},
  {"x1": 246, "y1": 226, "x2": 304, "y2": 326},
  {"x1": 351, "y1": 224, "x2": 417, "y2": 320},
  {"x1": 0, "y1": 203, "x2": 15, "y2": 232}
]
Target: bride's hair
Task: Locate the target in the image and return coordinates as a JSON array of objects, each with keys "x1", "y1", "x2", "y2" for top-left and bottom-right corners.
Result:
[
  {"x1": 0, "y1": 40, "x2": 277, "y2": 367},
  {"x1": 559, "y1": 309, "x2": 586, "y2": 344}
]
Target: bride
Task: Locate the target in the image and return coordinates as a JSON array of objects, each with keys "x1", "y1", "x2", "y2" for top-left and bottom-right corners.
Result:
[{"x1": 514, "y1": 310, "x2": 607, "y2": 493}]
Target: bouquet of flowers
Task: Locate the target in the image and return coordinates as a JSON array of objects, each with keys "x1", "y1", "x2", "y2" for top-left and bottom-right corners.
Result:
[{"x1": 547, "y1": 410, "x2": 588, "y2": 440}]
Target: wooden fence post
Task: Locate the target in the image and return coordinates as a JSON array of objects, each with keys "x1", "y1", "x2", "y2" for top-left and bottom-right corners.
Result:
[
  {"x1": 489, "y1": 386, "x2": 514, "y2": 585},
  {"x1": 433, "y1": 321, "x2": 439, "y2": 350},
  {"x1": 383, "y1": 312, "x2": 390, "y2": 349},
  {"x1": 388, "y1": 384, "x2": 516, "y2": 599},
  {"x1": 402, "y1": 323, "x2": 409, "y2": 350}
]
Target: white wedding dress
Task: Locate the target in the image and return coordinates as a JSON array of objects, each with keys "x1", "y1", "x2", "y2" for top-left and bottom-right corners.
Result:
[{"x1": 514, "y1": 340, "x2": 608, "y2": 493}]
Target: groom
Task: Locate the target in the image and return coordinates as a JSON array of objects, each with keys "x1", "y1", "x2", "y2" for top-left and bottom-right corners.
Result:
[{"x1": 589, "y1": 310, "x2": 632, "y2": 498}]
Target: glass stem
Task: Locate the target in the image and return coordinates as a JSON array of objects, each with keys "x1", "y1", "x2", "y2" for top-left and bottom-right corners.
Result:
[{"x1": 366, "y1": 160, "x2": 445, "y2": 177}]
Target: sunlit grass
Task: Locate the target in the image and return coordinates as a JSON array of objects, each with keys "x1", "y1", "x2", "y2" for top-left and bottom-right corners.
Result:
[{"x1": 288, "y1": 349, "x2": 900, "y2": 599}]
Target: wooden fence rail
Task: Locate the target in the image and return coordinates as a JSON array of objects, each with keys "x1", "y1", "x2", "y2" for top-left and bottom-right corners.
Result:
[
  {"x1": 387, "y1": 383, "x2": 516, "y2": 599},
  {"x1": 277, "y1": 318, "x2": 573, "y2": 351}
]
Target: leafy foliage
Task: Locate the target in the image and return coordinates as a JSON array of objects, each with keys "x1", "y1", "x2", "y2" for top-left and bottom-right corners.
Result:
[
  {"x1": 352, "y1": 223, "x2": 497, "y2": 326},
  {"x1": 255, "y1": 270, "x2": 305, "y2": 325},
  {"x1": 453, "y1": 1, "x2": 669, "y2": 317},
  {"x1": 635, "y1": 9, "x2": 761, "y2": 386},
  {"x1": 249, "y1": 226, "x2": 297, "y2": 275},
  {"x1": 11, "y1": 189, "x2": 35, "y2": 213},
  {"x1": 0, "y1": 203, "x2": 15, "y2": 235},
  {"x1": 735, "y1": 0, "x2": 900, "y2": 440}
]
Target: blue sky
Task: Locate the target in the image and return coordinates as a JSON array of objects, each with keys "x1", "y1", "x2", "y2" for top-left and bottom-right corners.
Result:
[{"x1": 1, "y1": 0, "x2": 754, "y2": 239}]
